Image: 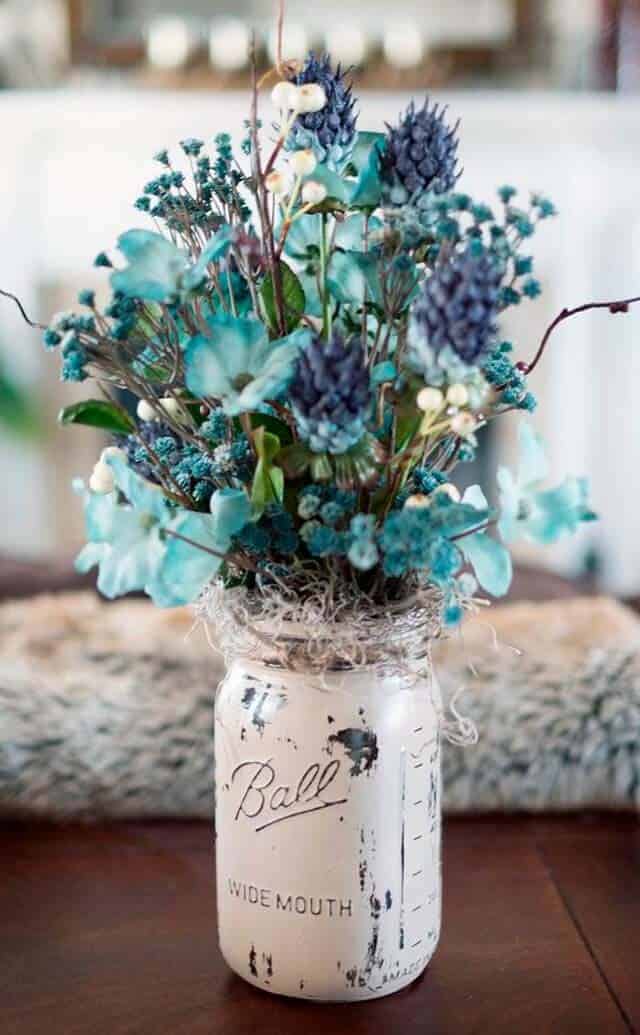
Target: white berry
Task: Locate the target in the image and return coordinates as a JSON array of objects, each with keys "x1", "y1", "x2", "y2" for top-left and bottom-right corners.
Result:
[
  {"x1": 136, "y1": 399, "x2": 157, "y2": 422},
  {"x1": 271, "y1": 80, "x2": 300, "y2": 112},
  {"x1": 101, "y1": 446, "x2": 126, "y2": 463},
  {"x1": 446, "y1": 383, "x2": 469, "y2": 407},
  {"x1": 416, "y1": 386, "x2": 444, "y2": 412},
  {"x1": 435, "y1": 483, "x2": 461, "y2": 503},
  {"x1": 265, "y1": 170, "x2": 290, "y2": 196},
  {"x1": 89, "y1": 460, "x2": 115, "y2": 494},
  {"x1": 451, "y1": 412, "x2": 477, "y2": 439},
  {"x1": 159, "y1": 396, "x2": 183, "y2": 420},
  {"x1": 290, "y1": 149, "x2": 317, "y2": 177},
  {"x1": 297, "y1": 83, "x2": 327, "y2": 113},
  {"x1": 404, "y1": 494, "x2": 430, "y2": 509},
  {"x1": 301, "y1": 180, "x2": 327, "y2": 206}
]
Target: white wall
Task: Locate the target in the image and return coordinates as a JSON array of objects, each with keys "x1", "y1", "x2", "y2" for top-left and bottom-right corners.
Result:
[{"x1": 1, "y1": 89, "x2": 639, "y2": 590}]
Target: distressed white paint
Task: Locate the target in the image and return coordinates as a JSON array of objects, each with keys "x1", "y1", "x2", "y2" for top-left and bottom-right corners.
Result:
[{"x1": 215, "y1": 659, "x2": 442, "y2": 1000}]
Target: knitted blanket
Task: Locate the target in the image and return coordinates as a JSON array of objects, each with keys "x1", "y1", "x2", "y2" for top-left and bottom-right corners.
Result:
[{"x1": 1, "y1": 593, "x2": 639, "y2": 818}]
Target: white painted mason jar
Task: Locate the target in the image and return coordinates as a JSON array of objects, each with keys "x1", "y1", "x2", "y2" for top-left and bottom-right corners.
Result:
[{"x1": 214, "y1": 615, "x2": 443, "y2": 1001}]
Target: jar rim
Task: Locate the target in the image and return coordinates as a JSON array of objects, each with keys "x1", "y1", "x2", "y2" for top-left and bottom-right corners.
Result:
[{"x1": 201, "y1": 583, "x2": 441, "y2": 675}]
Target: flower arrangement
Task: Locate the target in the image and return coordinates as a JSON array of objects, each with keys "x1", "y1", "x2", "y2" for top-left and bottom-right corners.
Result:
[{"x1": 4, "y1": 48, "x2": 639, "y2": 625}]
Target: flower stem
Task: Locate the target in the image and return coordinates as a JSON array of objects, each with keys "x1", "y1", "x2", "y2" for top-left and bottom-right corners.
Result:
[
  {"x1": 319, "y1": 213, "x2": 331, "y2": 339},
  {"x1": 164, "y1": 528, "x2": 257, "y2": 572}
]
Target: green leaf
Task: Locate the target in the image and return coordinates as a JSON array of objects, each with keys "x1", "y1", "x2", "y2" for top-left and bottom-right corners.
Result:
[
  {"x1": 260, "y1": 262, "x2": 305, "y2": 335},
  {"x1": 250, "y1": 412, "x2": 293, "y2": 446},
  {"x1": 58, "y1": 399, "x2": 135, "y2": 435},
  {"x1": 279, "y1": 442, "x2": 312, "y2": 479},
  {"x1": 309, "y1": 454, "x2": 332, "y2": 481},
  {"x1": 0, "y1": 364, "x2": 40, "y2": 439},
  {"x1": 250, "y1": 426, "x2": 284, "y2": 513}
]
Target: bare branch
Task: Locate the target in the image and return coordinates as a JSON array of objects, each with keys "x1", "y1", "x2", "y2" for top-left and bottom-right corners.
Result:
[
  {"x1": 0, "y1": 289, "x2": 46, "y2": 331},
  {"x1": 525, "y1": 294, "x2": 640, "y2": 375}
]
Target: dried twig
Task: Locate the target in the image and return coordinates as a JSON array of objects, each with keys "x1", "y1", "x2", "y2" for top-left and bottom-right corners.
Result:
[
  {"x1": 0, "y1": 289, "x2": 46, "y2": 331},
  {"x1": 525, "y1": 294, "x2": 640, "y2": 375}
]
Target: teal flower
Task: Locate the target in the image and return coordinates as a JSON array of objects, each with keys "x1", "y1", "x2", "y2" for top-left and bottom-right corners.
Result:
[
  {"x1": 183, "y1": 226, "x2": 234, "y2": 292},
  {"x1": 148, "y1": 488, "x2": 251, "y2": 607},
  {"x1": 498, "y1": 423, "x2": 596, "y2": 545},
  {"x1": 74, "y1": 453, "x2": 171, "y2": 599},
  {"x1": 111, "y1": 230, "x2": 189, "y2": 303},
  {"x1": 184, "y1": 314, "x2": 309, "y2": 416},
  {"x1": 458, "y1": 485, "x2": 512, "y2": 597}
]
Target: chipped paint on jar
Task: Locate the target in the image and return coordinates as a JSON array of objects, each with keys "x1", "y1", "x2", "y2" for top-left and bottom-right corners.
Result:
[{"x1": 215, "y1": 648, "x2": 442, "y2": 1001}]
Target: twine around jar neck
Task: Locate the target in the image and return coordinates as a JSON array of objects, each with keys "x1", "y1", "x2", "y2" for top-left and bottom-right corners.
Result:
[
  {"x1": 198, "y1": 581, "x2": 443, "y2": 677},
  {"x1": 198, "y1": 582, "x2": 477, "y2": 746}
]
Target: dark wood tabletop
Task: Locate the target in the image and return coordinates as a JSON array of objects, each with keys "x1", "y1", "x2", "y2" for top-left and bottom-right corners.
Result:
[{"x1": 1, "y1": 815, "x2": 638, "y2": 1035}]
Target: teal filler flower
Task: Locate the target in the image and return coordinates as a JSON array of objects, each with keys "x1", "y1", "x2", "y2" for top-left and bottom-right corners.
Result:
[
  {"x1": 184, "y1": 314, "x2": 310, "y2": 416},
  {"x1": 75, "y1": 451, "x2": 250, "y2": 606},
  {"x1": 150, "y1": 488, "x2": 251, "y2": 607},
  {"x1": 458, "y1": 485, "x2": 512, "y2": 597},
  {"x1": 498, "y1": 422, "x2": 596, "y2": 545},
  {"x1": 74, "y1": 452, "x2": 172, "y2": 599}
]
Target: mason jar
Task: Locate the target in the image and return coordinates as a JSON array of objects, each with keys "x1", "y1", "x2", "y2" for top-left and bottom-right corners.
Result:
[{"x1": 214, "y1": 615, "x2": 443, "y2": 1001}]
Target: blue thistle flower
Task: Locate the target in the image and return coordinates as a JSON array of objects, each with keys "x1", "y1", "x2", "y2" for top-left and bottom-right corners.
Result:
[
  {"x1": 410, "y1": 245, "x2": 503, "y2": 365},
  {"x1": 380, "y1": 99, "x2": 461, "y2": 206},
  {"x1": 287, "y1": 53, "x2": 358, "y2": 169},
  {"x1": 290, "y1": 332, "x2": 370, "y2": 454}
]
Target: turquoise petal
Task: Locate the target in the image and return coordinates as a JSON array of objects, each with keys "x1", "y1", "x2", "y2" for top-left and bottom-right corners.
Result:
[
  {"x1": 111, "y1": 230, "x2": 189, "y2": 302},
  {"x1": 371, "y1": 360, "x2": 397, "y2": 385},
  {"x1": 184, "y1": 225, "x2": 234, "y2": 290},
  {"x1": 149, "y1": 513, "x2": 224, "y2": 607},
  {"x1": 327, "y1": 251, "x2": 381, "y2": 307},
  {"x1": 350, "y1": 137, "x2": 383, "y2": 210},
  {"x1": 149, "y1": 490, "x2": 250, "y2": 607},
  {"x1": 462, "y1": 484, "x2": 489, "y2": 510},
  {"x1": 74, "y1": 542, "x2": 106, "y2": 573},
  {"x1": 209, "y1": 487, "x2": 252, "y2": 542},
  {"x1": 185, "y1": 317, "x2": 307, "y2": 415},
  {"x1": 517, "y1": 421, "x2": 548, "y2": 487},
  {"x1": 526, "y1": 477, "x2": 595, "y2": 544},
  {"x1": 98, "y1": 529, "x2": 165, "y2": 600},
  {"x1": 460, "y1": 532, "x2": 513, "y2": 597},
  {"x1": 105, "y1": 454, "x2": 169, "y2": 520}
]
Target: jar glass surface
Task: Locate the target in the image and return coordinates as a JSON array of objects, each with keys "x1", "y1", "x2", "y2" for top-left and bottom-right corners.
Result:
[{"x1": 215, "y1": 621, "x2": 442, "y2": 1002}]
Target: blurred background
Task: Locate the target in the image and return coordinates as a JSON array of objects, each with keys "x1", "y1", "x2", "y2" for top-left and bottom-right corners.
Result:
[{"x1": 2, "y1": 0, "x2": 640, "y2": 592}]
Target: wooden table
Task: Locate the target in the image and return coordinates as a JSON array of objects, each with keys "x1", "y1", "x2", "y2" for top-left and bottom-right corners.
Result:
[{"x1": 1, "y1": 816, "x2": 638, "y2": 1035}]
